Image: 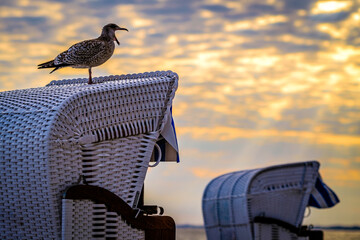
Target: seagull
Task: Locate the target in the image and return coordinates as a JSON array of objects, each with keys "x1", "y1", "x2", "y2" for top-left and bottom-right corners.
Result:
[{"x1": 38, "y1": 23, "x2": 128, "y2": 84}]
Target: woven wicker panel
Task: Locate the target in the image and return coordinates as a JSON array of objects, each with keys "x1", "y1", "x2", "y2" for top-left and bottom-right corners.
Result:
[
  {"x1": 62, "y1": 199, "x2": 145, "y2": 240},
  {"x1": 114, "y1": 214, "x2": 145, "y2": 240},
  {"x1": 0, "y1": 109, "x2": 59, "y2": 238},
  {"x1": 248, "y1": 162, "x2": 319, "y2": 227},
  {"x1": 81, "y1": 133, "x2": 159, "y2": 207},
  {"x1": 202, "y1": 161, "x2": 319, "y2": 240},
  {"x1": 202, "y1": 170, "x2": 258, "y2": 240},
  {"x1": 0, "y1": 71, "x2": 178, "y2": 239},
  {"x1": 62, "y1": 199, "x2": 94, "y2": 240},
  {"x1": 254, "y1": 223, "x2": 309, "y2": 240}
]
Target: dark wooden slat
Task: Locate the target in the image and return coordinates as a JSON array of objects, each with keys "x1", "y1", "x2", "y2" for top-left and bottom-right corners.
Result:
[
  {"x1": 253, "y1": 216, "x2": 323, "y2": 240},
  {"x1": 63, "y1": 184, "x2": 175, "y2": 239}
]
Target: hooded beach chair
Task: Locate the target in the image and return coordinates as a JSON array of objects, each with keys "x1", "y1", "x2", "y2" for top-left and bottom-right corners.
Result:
[
  {"x1": 202, "y1": 161, "x2": 339, "y2": 240},
  {"x1": 0, "y1": 71, "x2": 179, "y2": 240}
]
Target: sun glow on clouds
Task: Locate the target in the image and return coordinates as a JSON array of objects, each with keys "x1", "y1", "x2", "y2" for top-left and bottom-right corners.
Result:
[
  {"x1": 191, "y1": 167, "x2": 234, "y2": 179},
  {"x1": 225, "y1": 15, "x2": 287, "y2": 31},
  {"x1": 312, "y1": 1, "x2": 353, "y2": 14},
  {"x1": 0, "y1": 1, "x2": 63, "y2": 21},
  {"x1": 0, "y1": 0, "x2": 360, "y2": 226},
  {"x1": 322, "y1": 167, "x2": 360, "y2": 187},
  {"x1": 177, "y1": 126, "x2": 360, "y2": 145}
]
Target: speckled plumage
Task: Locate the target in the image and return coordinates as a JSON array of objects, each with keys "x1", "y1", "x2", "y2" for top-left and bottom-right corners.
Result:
[
  {"x1": 55, "y1": 39, "x2": 115, "y2": 68},
  {"x1": 38, "y1": 23, "x2": 128, "y2": 84}
]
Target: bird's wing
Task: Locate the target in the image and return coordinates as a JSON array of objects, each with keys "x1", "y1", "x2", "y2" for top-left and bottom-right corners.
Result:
[{"x1": 54, "y1": 39, "x2": 107, "y2": 65}]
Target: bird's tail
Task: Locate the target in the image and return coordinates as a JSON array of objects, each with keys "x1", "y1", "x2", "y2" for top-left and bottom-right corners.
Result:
[{"x1": 38, "y1": 60, "x2": 70, "y2": 74}]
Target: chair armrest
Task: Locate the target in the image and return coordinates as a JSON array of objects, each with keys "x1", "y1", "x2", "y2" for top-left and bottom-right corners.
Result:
[
  {"x1": 253, "y1": 216, "x2": 299, "y2": 234},
  {"x1": 253, "y1": 216, "x2": 323, "y2": 240},
  {"x1": 63, "y1": 185, "x2": 175, "y2": 239}
]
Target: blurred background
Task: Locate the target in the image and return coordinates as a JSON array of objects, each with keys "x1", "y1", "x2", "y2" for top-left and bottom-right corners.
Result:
[{"x1": 0, "y1": 0, "x2": 359, "y2": 227}]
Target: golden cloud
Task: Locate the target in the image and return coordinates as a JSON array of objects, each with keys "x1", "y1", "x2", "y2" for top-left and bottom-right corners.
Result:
[
  {"x1": 321, "y1": 167, "x2": 360, "y2": 187},
  {"x1": 191, "y1": 167, "x2": 235, "y2": 179},
  {"x1": 0, "y1": 7, "x2": 25, "y2": 18},
  {"x1": 0, "y1": 1, "x2": 64, "y2": 21},
  {"x1": 225, "y1": 15, "x2": 287, "y2": 32},
  {"x1": 177, "y1": 126, "x2": 360, "y2": 145},
  {"x1": 258, "y1": 99, "x2": 289, "y2": 120},
  {"x1": 180, "y1": 148, "x2": 226, "y2": 162},
  {"x1": 328, "y1": 158, "x2": 352, "y2": 167},
  {"x1": 311, "y1": 1, "x2": 353, "y2": 14}
]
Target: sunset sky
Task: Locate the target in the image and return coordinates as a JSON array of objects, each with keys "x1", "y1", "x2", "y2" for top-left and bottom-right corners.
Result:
[{"x1": 1, "y1": 0, "x2": 359, "y2": 227}]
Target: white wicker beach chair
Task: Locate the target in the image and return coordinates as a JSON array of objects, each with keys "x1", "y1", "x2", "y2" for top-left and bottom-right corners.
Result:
[
  {"x1": 0, "y1": 71, "x2": 178, "y2": 240},
  {"x1": 202, "y1": 161, "x2": 325, "y2": 240}
]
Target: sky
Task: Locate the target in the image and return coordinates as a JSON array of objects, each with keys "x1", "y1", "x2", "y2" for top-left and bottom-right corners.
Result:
[{"x1": 0, "y1": 0, "x2": 359, "y2": 227}]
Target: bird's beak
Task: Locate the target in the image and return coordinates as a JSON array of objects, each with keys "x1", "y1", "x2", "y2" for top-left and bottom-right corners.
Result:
[
  {"x1": 116, "y1": 27, "x2": 129, "y2": 32},
  {"x1": 114, "y1": 36, "x2": 120, "y2": 45},
  {"x1": 114, "y1": 27, "x2": 128, "y2": 45}
]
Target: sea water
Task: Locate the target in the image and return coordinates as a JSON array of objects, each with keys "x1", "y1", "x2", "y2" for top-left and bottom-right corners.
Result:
[{"x1": 176, "y1": 228, "x2": 360, "y2": 240}]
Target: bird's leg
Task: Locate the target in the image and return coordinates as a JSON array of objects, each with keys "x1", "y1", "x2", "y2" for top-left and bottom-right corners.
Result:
[{"x1": 88, "y1": 67, "x2": 93, "y2": 84}]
